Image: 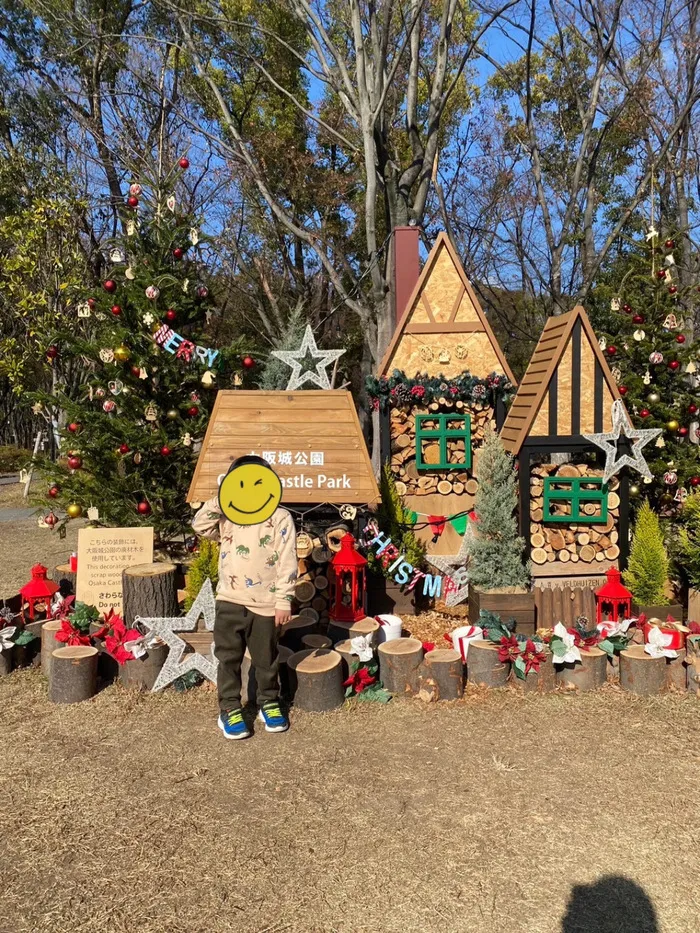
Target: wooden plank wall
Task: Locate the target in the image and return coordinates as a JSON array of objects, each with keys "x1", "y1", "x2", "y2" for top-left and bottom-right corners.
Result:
[{"x1": 534, "y1": 583, "x2": 598, "y2": 628}]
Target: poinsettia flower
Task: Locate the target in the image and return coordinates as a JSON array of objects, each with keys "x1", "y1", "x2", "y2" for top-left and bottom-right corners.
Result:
[
  {"x1": 48, "y1": 594, "x2": 75, "y2": 621},
  {"x1": 343, "y1": 666, "x2": 377, "y2": 694},
  {"x1": 597, "y1": 617, "x2": 635, "y2": 638},
  {"x1": 422, "y1": 642, "x2": 435, "y2": 653},
  {"x1": 688, "y1": 621, "x2": 700, "y2": 635},
  {"x1": 637, "y1": 612, "x2": 647, "y2": 626},
  {"x1": 497, "y1": 634, "x2": 521, "y2": 663},
  {"x1": 644, "y1": 625, "x2": 678, "y2": 660},
  {"x1": 551, "y1": 622, "x2": 582, "y2": 665},
  {"x1": 523, "y1": 639, "x2": 547, "y2": 674},
  {"x1": 104, "y1": 615, "x2": 142, "y2": 664},
  {"x1": 55, "y1": 619, "x2": 91, "y2": 646},
  {"x1": 349, "y1": 634, "x2": 374, "y2": 662}
]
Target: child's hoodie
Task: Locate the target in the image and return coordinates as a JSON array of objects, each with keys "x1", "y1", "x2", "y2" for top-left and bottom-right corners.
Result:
[{"x1": 192, "y1": 497, "x2": 297, "y2": 616}]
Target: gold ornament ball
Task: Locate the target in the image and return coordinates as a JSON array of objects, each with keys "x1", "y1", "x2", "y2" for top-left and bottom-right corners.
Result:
[
  {"x1": 114, "y1": 345, "x2": 131, "y2": 362},
  {"x1": 666, "y1": 419, "x2": 680, "y2": 432},
  {"x1": 647, "y1": 392, "x2": 660, "y2": 404},
  {"x1": 66, "y1": 503, "x2": 83, "y2": 519},
  {"x1": 629, "y1": 484, "x2": 640, "y2": 498},
  {"x1": 166, "y1": 409, "x2": 179, "y2": 420}
]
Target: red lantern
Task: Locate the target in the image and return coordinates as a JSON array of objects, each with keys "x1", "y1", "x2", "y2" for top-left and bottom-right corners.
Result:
[
  {"x1": 595, "y1": 568, "x2": 633, "y2": 627},
  {"x1": 329, "y1": 534, "x2": 367, "y2": 623},
  {"x1": 20, "y1": 564, "x2": 59, "y2": 621}
]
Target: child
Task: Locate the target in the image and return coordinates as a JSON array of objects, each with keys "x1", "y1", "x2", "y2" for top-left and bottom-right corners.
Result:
[{"x1": 192, "y1": 456, "x2": 297, "y2": 739}]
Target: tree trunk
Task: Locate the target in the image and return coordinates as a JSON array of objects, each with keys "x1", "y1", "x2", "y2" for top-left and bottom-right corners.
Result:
[
  {"x1": 49, "y1": 646, "x2": 98, "y2": 704},
  {"x1": 378, "y1": 637, "x2": 423, "y2": 695},
  {"x1": 52, "y1": 564, "x2": 76, "y2": 596},
  {"x1": 327, "y1": 617, "x2": 379, "y2": 645},
  {"x1": 620, "y1": 645, "x2": 667, "y2": 695},
  {"x1": 687, "y1": 636, "x2": 700, "y2": 696},
  {"x1": 466, "y1": 641, "x2": 509, "y2": 688},
  {"x1": 301, "y1": 634, "x2": 332, "y2": 650},
  {"x1": 41, "y1": 621, "x2": 63, "y2": 678},
  {"x1": 288, "y1": 648, "x2": 344, "y2": 711},
  {"x1": 122, "y1": 563, "x2": 178, "y2": 626},
  {"x1": 555, "y1": 647, "x2": 607, "y2": 692},
  {"x1": 0, "y1": 648, "x2": 14, "y2": 676},
  {"x1": 417, "y1": 649, "x2": 464, "y2": 701},
  {"x1": 119, "y1": 643, "x2": 169, "y2": 691},
  {"x1": 280, "y1": 616, "x2": 319, "y2": 653}
]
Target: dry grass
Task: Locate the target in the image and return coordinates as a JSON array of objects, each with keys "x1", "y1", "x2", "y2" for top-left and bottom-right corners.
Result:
[{"x1": 0, "y1": 669, "x2": 698, "y2": 933}]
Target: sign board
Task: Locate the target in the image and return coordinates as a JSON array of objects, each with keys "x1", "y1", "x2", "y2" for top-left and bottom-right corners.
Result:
[
  {"x1": 76, "y1": 527, "x2": 154, "y2": 614},
  {"x1": 186, "y1": 391, "x2": 380, "y2": 505}
]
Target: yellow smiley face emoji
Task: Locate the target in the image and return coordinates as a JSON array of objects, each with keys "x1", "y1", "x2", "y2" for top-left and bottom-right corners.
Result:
[{"x1": 218, "y1": 456, "x2": 283, "y2": 525}]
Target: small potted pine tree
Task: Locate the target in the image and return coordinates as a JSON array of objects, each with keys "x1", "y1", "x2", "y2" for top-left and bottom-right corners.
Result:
[
  {"x1": 624, "y1": 500, "x2": 682, "y2": 622},
  {"x1": 676, "y1": 492, "x2": 700, "y2": 622},
  {"x1": 468, "y1": 427, "x2": 534, "y2": 630}
]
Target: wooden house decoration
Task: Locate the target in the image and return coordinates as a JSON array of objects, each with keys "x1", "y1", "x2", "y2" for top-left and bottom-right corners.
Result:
[
  {"x1": 500, "y1": 305, "x2": 629, "y2": 580},
  {"x1": 377, "y1": 232, "x2": 516, "y2": 556}
]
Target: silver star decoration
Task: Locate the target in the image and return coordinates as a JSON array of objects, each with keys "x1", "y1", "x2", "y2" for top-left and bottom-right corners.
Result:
[
  {"x1": 270, "y1": 325, "x2": 345, "y2": 390},
  {"x1": 583, "y1": 399, "x2": 662, "y2": 483},
  {"x1": 137, "y1": 578, "x2": 218, "y2": 692},
  {"x1": 427, "y1": 528, "x2": 472, "y2": 607}
]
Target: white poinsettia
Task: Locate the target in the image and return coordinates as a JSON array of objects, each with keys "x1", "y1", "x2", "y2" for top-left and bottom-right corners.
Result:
[
  {"x1": 350, "y1": 634, "x2": 374, "y2": 662},
  {"x1": 551, "y1": 622, "x2": 582, "y2": 665},
  {"x1": 597, "y1": 617, "x2": 635, "y2": 638},
  {"x1": 0, "y1": 627, "x2": 17, "y2": 651},
  {"x1": 122, "y1": 632, "x2": 163, "y2": 660},
  {"x1": 644, "y1": 626, "x2": 678, "y2": 659}
]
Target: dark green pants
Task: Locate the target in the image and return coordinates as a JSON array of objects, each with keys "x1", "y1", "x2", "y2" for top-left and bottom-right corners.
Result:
[{"x1": 214, "y1": 600, "x2": 280, "y2": 712}]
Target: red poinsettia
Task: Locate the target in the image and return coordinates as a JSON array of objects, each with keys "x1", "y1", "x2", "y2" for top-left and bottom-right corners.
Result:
[
  {"x1": 522, "y1": 639, "x2": 547, "y2": 674},
  {"x1": 498, "y1": 635, "x2": 521, "y2": 663},
  {"x1": 343, "y1": 666, "x2": 377, "y2": 694},
  {"x1": 104, "y1": 615, "x2": 142, "y2": 665},
  {"x1": 422, "y1": 642, "x2": 436, "y2": 653},
  {"x1": 48, "y1": 595, "x2": 75, "y2": 621},
  {"x1": 54, "y1": 619, "x2": 91, "y2": 646},
  {"x1": 688, "y1": 621, "x2": 700, "y2": 635}
]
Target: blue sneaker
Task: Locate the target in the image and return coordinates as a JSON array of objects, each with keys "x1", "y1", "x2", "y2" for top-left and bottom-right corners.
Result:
[
  {"x1": 218, "y1": 708, "x2": 250, "y2": 740},
  {"x1": 257, "y1": 701, "x2": 289, "y2": 733}
]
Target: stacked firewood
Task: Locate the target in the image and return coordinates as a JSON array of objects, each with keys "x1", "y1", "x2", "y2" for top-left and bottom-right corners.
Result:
[
  {"x1": 530, "y1": 463, "x2": 620, "y2": 566},
  {"x1": 293, "y1": 531, "x2": 335, "y2": 624},
  {"x1": 389, "y1": 404, "x2": 492, "y2": 497}
]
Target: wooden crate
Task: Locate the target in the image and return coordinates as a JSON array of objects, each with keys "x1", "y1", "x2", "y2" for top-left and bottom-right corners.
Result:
[{"x1": 468, "y1": 588, "x2": 536, "y2": 633}]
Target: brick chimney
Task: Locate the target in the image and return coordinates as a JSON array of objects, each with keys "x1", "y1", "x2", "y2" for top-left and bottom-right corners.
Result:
[{"x1": 393, "y1": 224, "x2": 421, "y2": 324}]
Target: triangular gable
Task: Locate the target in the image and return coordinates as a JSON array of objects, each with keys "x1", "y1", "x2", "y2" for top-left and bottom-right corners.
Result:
[
  {"x1": 378, "y1": 233, "x2": 516, "y2": 384},
  {"x1": 187, "y1": 390, "x2": 380, "y2": 504},
  {"x1": 501, "y1": 306, "x2": 622, "y2": 454}
]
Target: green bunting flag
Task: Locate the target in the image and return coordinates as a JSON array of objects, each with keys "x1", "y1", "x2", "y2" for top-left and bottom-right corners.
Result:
[{"x1": 449, "y1": 513, "x2": 468, "y2": 536}]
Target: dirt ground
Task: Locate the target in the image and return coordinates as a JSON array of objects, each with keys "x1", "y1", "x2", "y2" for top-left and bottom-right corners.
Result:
[{"x1": 2, "y1": 484, "x2": 699, "y2": 933}]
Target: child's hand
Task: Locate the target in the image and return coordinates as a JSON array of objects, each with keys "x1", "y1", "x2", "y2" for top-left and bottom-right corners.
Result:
[{"x1": 275, "y1": 607, "x2": 292, "y2": 627}]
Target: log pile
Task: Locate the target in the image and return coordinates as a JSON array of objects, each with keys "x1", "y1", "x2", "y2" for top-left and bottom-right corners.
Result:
[
  {"x1": 530, "y1": 463, "x2": 620, "y2": 568},
  {"x1": 388, "y1": 404, "x2": 492, "y2": 497},
  {"x1": 294, "y1": 536, "x2": 333, "y2": 624}
]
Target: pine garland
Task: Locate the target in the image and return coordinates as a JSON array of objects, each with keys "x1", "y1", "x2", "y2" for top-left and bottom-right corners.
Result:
[{"x1": 365, "y1": 369, "x2": 513, "y2": 413}]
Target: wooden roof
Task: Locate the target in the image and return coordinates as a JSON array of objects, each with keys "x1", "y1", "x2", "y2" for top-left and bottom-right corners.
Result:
[
  {"x1": 187, "y1": 390, "x2": 380, "y2": 505},
  {"x1": 501, "y1": 305, "x2": 622, "y2": 454},
  {"x1": 378, "y1": 233, "x2": 516, "y2": 384}
]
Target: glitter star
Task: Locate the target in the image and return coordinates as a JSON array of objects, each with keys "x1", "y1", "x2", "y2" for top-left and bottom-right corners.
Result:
[
  {"x1": 270, "y1": 325, "x2": 345, "y2": 390},
  {"x1": 583, "y1": 399, "x2": 662, "y2": 483}
]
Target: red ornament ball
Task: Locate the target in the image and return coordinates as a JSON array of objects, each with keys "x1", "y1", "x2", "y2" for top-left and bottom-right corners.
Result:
[
  {"x1": 606, "y1": 345, "x2": 617, "y2": 356},
  {"x1": 111, "y1": 304, "x2": 122, "y2": 316},
  {"x1": 87, "y1": 297, "x2": 97, "y2": 309},
  {"x1": 178, "y1": 157, "x2": 190, "y2": 169},
  {"x1": 676, "y1": 334, "x2": 686, "y2": 343},
  {"x1": 665, "y1": 238, "x2": 675, "y2": 249},
  {"x1": 46, "y1": 345, "x2": 58, "y2": 360},
  {"x1": 622, "y1": 303, "x2": 632, "y2": 314},
  {"x1": 195, "y1": 284, "x2": 209, "y2": 299},
  {"x1": 103, "y1": 279, "x2": 117, "y2": 293},
  {"x1": 669, "y1": 360, "x2": 680, "y2": 370},
  {"x1": 165, "y1": 309, "x2": 177, "y2": 322},
  {"x1": 632, "y1": 314, "x2": 645, "y2": 325},
  {"x1": 669, "y1": 285, "x2": 678, "y2": 295},
  {"x1": 67, "y1": 455, "x2": 82, "y2": 470},
  {"x1": 48, "y1": 486, "x2": 59, "y2": 498},
  {"x1": 656, "y1": 269, "x2": 667, "y2": 280},
  {"x1": 118, "y1": 444, "x2": 130, "y2": 454},
  {"x1": 639, "y1": 408, "x2": 651, "y2": 418},
  {"x1": 45, "y1": 512, "x2": 58, "y2": 527},
  {"x1": 137, "y1": 501, "x2": 151, "y2": 515},
  {"x1": 690, "y1": 404, "x2": 698, "y2": 414},
  {"x1": 242, "y1": 356, "x2": 255, "y2": 369},
  {"x1": 67, "y1": 422, "x2": 80, "y2": 433},
  {"x1": 618, "y1": 386, "x2": 628, "y2": 396},
  {"x1": 691, "y1": 476, "x2": 700, "y2": 487},
  {"x1": 130, "y1": 365, "x2": 141, "y2": 377},
  {"x1": 187, "y1": 405, "x2": 199, "y2": 417},
  {"x1": 127, "y1": 195, "x2": 139, "y2": 208},
  {"x1": 160, "y1": 445, "x2": 172, "y2": 457},
  {"x1": 679, "y1": 426, "x2": 689, "y2": 436},
  {"x1": 172, "y1": 247, "x2": 184, "y2": 260}
]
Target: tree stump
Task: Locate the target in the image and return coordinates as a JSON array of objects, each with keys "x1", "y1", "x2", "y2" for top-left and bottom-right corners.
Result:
[
  {"x1": 466, "y1": 641, "x2": 508, "y2": 688},
  {"x1": 279, "y1": 616, "x2": 318, "y2": 653},
  {"x1": 49, "y1": 646, "x2": 98, "y2": 704},
  {"x1": 333, "y1": 639, "x2": 361, "y2": 677},
  {"x1": 0, "y1": 648, "x2": 14, "y2": 676},
  {"x1": 555, "y1": 647, "x2": 607, "y2": 692},
  {"x1": 665, "y1": 653, "x2": 687, "y2": 691},
  {"x1": 620, "y1": 645, "x2": 667, "y2": 695},
  {"x1": 378, "y1": 638, "x2": 424, "y2": 695},
  {"x1": 52, "y1": 564, "x2": 76, "y2": 597},
  {"x1": 41, "y1": 620, "x2": 64, "y2": 678},
  {"x1": 301, "y1": 634, "x2": 332, "y2": 650},
  {"x1": 327, "y1": 617, "x2": 379, "y2": 645},
  {"x1": 288, "y1": 648, "x2": 344, "y2": 711},
  {"x1": 687, "y1": 636, "x2": 700, "y2": 696},
  {"x1": 418, "y1": 649, "x2": 464, "y2": 701},
  {"x1": 520, "y1": 652, "x2": 557, "y2": 693},
  {"x1": 122, "y1": 563, "x2": 178, "y2": 627},
  {"x1": 118, "y1": 642, "x2": 169, "y2": 690}
]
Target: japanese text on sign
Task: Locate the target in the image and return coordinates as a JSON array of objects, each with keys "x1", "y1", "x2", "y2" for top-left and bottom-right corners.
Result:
[{"x1": 76, "y1": 527, "x2": 154, "y2": 614}]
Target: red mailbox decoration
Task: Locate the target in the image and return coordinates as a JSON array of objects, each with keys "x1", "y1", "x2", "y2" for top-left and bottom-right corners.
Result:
[
  {"x1": 595, "y1": 568, "x2": 633, "y2": 626},
  {"x1": 329, "y1": 534, "x2": 367, "y2": 623},
  {"x1": 20, "y1": 564, "x2": 59, "y2": 621}
]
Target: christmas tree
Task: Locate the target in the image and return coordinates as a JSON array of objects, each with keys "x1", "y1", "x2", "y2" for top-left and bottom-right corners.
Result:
[
  {"x1": 594, "y1": 235, "x2": 700, "y2": 511},
  {"x1": 469, "y1": 427, "x2": 530, "y2": 590},
  {"x1": 30, "y1": 159, "x2": 252, "y2": 544},
  {"x1": 623, "y1": 500, "x2": 669, "y2": 605}
]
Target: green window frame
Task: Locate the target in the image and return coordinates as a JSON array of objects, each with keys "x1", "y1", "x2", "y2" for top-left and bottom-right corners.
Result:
[
  {"x1": 415, "y1": 414, "x2": 472, "y2": 471},
  {"x1": 543, "y1": 476, "x2": 609, "y2": 524}
]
